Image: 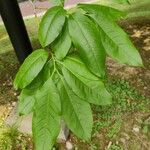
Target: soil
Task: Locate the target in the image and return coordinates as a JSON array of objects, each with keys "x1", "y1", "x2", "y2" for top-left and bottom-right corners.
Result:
[{"x1": 0, "y1": 20, "x2": 150, "y2": 150}]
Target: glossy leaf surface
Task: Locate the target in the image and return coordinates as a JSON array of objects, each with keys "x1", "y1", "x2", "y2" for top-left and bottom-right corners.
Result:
[
  {"x1": 79, "y1": 4, "x2": 143, "y2": 66},
  {"x1": 39, "y1": 6, "x2": 66, "y2": 47},
  {"x1": 14, "y1": 49, "x2": 49, "y2": 90},
  {"x1": 33, "y1": 77, "x2": 61, "y2": 150},
  {"x1": 52, "y1": 21, "x2": 71, "y2": 60},
  {"x1": 58, "y1": 78, "x2": 93, "y2": 141},
  {"x1": 62, "y1": 55, "x2": 112, "y2": 105},
  {"x1": 68, "y1": 12, "x2": 106, "y2": 77}
]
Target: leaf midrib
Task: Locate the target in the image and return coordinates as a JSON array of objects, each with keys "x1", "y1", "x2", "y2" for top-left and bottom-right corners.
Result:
[
  {"x1": 63, "y1": 57, "x2": 99, "y2": 82},
  {"x1": 64, "y1": 68, "x2": 108, "y2": 104},
  {"x1": 61, "y1": 79, "x2": 87, "y2": 138},
  {"x1": 89, "y1": 13, "x2": 140, "y2": 64},
  {"x1": 71, "y1": 14, "x2": 102, "y2": 72},
  {"x1": 35, "y1": 93, "x2": 59, "y2": 149},
  {"x1": 17, "y1": 56, "x2": 46, "y2": 88},
  {"x1": 44, "y1": 8, "x2": 62, "y2": 45}
]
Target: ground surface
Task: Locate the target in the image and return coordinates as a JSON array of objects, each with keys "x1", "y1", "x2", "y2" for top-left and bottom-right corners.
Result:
[{"x1": 0, "y1": 19, "x2": 150, "y2": 150}]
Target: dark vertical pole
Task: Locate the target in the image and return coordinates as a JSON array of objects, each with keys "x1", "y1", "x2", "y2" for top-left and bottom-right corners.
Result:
[{"x1": 0, "y1": 0, "x2": 33, "y2": 63}]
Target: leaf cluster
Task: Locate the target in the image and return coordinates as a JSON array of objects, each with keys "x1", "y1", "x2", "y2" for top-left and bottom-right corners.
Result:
[{"x1": 14, "y1": 1, "x2": 143, "y2": 149}]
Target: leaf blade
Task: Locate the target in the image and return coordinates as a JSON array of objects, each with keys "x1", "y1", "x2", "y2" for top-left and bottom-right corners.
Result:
[
  {"x1": 62, "y1": 55, "x2": 112, "y2": 105},
  {"x1": 78, "y1": 4, "x2": 126, "y2": 20},
  {"x1": 39, "y1": 6, "x2": 66, "y2": 47},
  {"x1": 68, "y1": 12, "x2": 106, "y2": 77},
  {"x1": 51, "y1": 20, "x2": 71, "y2": 60},
  {"x1": 14, "y1": 49, "x2": 49, "y2": 90},
  {"x1": 79, "y1": 4, "x2": 143, "y2": 66},
  {"x1": 17, "y1": 69, "x2": 47, "y2": 116},
  {"x1": 33, "y1": 77, "x2": 61, "y2": 150},
  {"x1": 58, "y1": 77, "x2": 93, "y2": 141}
]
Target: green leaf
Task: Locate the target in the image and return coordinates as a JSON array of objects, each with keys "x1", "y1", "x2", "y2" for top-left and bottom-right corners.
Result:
[
  {"x1": 42, "y1": 59, "x2": 54, "y2": 81},
  {"x1": 62, "y1": 67, "x2": 111, "y2": 105},
  {"x1": 18, "y1": 89, "x2": 36, "y2": 116},
  {"x1": 18, "y1": 73, "x2": 44, "y2": 116},
  {"x1": 62, "y1": 55, "x2": 112, "y2": 105},
  {"x1": 68, "y1": 12, "x2": 106, "y2": 77},
  {"x1": 51, "y1": 21, "x2": 71, "y2": 60},
  {"x1": 17, "y1": 60, "x2": 55, "y2": 116},
  {"x1": 58, "y1": 77, "x2": 93, "y2": 141},
  {"x1": 78, "y1": 4, "x2": 126, "y2": 21},
  {"x1": 79, "y1": 4, "x2": 143, "y2": 66},
  {"x1": 42, "y1": 59, "x2": 61, "y2": 85},
  {"x1": 33, "y1": 77, "x2": 61, "y2": 150},
  {"x1": 14, "y1": 49, "x2": 49, "y2": 90},
  {"x1": 39, "y1": 6, "x2": 66, "y2": 47},
  {"x1": 50, "y1": 0, "x2": 65, "y2": 7},
  {"x1": 62, "y1": 55, "x2": 99, "y2": 82},
  {"x1": 113, "y1": 0, "x2": 130, "y2": 4}
]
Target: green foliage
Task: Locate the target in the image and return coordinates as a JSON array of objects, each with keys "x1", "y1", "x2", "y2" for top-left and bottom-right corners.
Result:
[
  {"x1": 38, "y1": 6, "x2": 66, "y2": 47},
  {"x1": 68, "y1": 12, "x2": 106, "y2": 77},
  {"x1": 51, "y1": 21, "x2": 71, "y2": 60},
  {"x1": 17, "y1": 71, "x2": 44, "y2": 115},
  {"x1": 78, "y1": 4, "x2": 143, "y2": 66},
  {"x1": 14, "y1": 1, "x2": 143, "y2": 149},
  {"x1": 14, "y1": 49, "x2": 49, "y2": 90},
  {"x1": 62, "y1": 56, "x2": 112, "y2": 105},
  {"x1": 33, "y1": 77, "x2": 61, "y2": 150},
  {"x1": 113, "y1": 0, "x2": 130, "y2": 4},
  {"x1": 18, "y1": 89, "x2": 36, "y2": 115},
  {"x1": 120, "y1": 0, "x2": 141, "y2": 4},
  {"x1": 59, "y1": 77, "x2": 93, "y2": 141}
]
